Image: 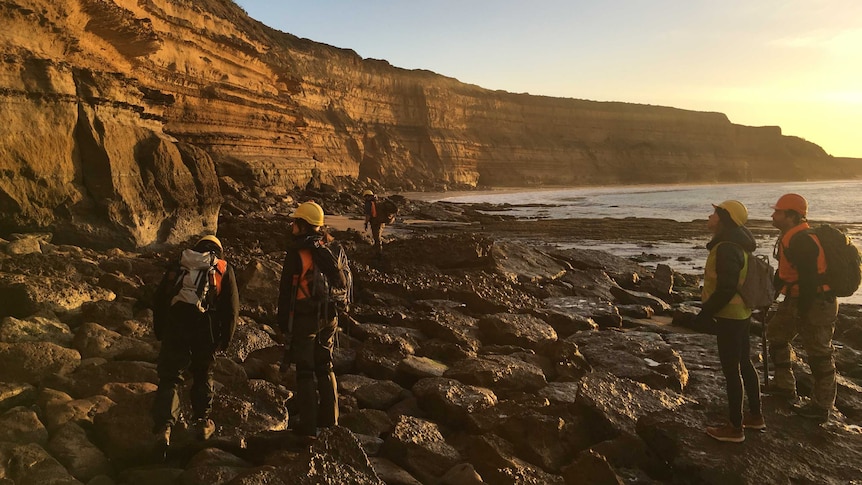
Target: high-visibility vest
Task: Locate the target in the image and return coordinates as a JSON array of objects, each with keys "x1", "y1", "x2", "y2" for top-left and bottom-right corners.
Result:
[
  {"x1": 703, "y1": 242, "x2": 752, "y2": 320},
  {"x1": 295, "y1": 249, "x2": 314, "y2": 300},
  {"x1": 777, "y1": 223, "x2": 829, "y2": 296}
]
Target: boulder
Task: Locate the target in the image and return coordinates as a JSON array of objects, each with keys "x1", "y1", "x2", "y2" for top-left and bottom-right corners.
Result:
[
  {"x1": 464, "y1": 433, "x2": 565, "y2": 485},
  {"x1": 0, "y1": 341, "x2": 81, "y2": 384},
  {"x1": 0, "y1": 314, "x2": 73, "y2": 345},
  {"x1": 444, "y1": 355, "x2": 547, "y2": 397},
  {"x1": 412, "y1": 377, "x2": 498, "y2": 427},
  {"x1": 47, "y1": 422, "x2": 113, "y2": 482},
  {"x1": 577, "y1": 371, "x2": 690, "y2": 438},
  {"x1": 491, "y1": 241, "x2": 568, "y2": 283},
  {"x1": 381, "y1": 415, "x2": 461, "y2": 484},
  {"x1": 570, "y1": 330, "x2": 689, "y2": 392},
  {"x1": 543, "y1": 297, "x2": 622, "y2": 329},
  {"x1": 0, "y1": 442, "x2": 80, "y2": 485},
  {"x1": 477, "y1": 313, "x2": 558, "y2": 351}
]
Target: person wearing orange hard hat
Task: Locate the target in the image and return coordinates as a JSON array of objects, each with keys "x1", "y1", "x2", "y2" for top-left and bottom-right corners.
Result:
[
  {"x1": 768, "y1": 193, "x2": 837, "y2": 423},
  {"x1": 697, "y1": 200, "x2": 764, "y2": 442}
]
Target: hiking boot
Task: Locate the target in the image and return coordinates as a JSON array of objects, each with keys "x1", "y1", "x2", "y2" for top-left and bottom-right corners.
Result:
[
  {"x1": 742, "y1": 413, "x2": 766, "y2": 430},
  {"x1": 194, "y1": 418, "x2": 215, "y2": 440},
  {"x1": 706, "y1": 424, "x2": 745, "y2": 443},
  {"x1": 154, "y1": 424, "x2": 171, "y2": 446},
  {"x1": 153, "y1": 424, "x2": 171, "y2": 460},
  {"x1": 795, "y1": 402, "x2": 830, "y2": 423},
  {"x1": 762, "y1": 386, "x2": 797, "y2": 403}
]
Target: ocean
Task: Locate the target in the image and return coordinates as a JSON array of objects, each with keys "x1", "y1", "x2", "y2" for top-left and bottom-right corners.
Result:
[{"x1": 430, "y1": 180, "x2": 862, "y2": 305}]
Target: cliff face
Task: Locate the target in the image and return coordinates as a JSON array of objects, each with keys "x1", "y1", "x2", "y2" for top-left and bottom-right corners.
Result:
[{"x1": 1, "y1": 0, "x2": 859, "y2": 247}]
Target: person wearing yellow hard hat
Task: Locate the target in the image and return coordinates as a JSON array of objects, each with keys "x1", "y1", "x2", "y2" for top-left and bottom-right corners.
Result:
[
  {"x1": 697, "y1": 200, "x2": 764, "y2": 442},
  {"x1": 768, "y1": 193, "x2": 837, "y2": 423},
  {"x1": 151, "y1": 233, "x2": 239, "y2": 455},
  {"x1": 277, "y1": 200, "x2": 349, "y2": 440}
]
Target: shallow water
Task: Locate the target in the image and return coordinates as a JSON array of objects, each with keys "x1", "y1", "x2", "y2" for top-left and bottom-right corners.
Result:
[{"x1": 414, "y1": 180, "x2": 862, "y2": 304}]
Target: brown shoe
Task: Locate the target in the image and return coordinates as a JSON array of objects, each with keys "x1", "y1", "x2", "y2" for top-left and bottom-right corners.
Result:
[
  {"x1": 742, "y1": 413, "x2": 766, "y2": 430},
  {"x1": 706, "y1": 424, "x2": 745, "y2": 443},
  {"x1": 194, "y1": 418, "x2": 215, "y2": 440}
]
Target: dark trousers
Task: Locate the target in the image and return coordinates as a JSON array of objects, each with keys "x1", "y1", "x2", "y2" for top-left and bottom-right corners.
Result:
[
  {"x1": 290, "y1": 310, "x2": 339, "y2": 436},
  {"x1": 715, "y1": 316, "x2": 762, "y2": 427},
  {"x1": 152, "y1": 310, "x2": 217, "y2": 429}
]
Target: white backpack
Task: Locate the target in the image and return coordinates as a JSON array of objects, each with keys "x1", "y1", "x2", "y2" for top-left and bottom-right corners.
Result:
[{"x1": 170, "y1": 249, "x2": 224, "y2": 313}]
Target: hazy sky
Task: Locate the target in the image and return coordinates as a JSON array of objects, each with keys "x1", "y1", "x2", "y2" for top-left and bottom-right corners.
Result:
[{"x1": 235, "y1": 0, "x2": 862, "y2": 158}]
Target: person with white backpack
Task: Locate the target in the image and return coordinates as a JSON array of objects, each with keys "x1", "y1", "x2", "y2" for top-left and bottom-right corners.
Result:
[
  {"x1": 695, "y1": 200, "x2": 765, "y2": 442},
  {"x1": 151, "y1": 235, "x2": 239, "y2": 453}
]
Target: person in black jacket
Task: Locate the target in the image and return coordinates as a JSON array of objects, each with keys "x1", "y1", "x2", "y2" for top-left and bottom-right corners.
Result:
[
  {"x1": 151, "y1": 235, "x2": 239, "y2": 451},
  {"x1": 277, "y1": 201, "x2": 346, "y2": 440},
  {"x1": 768, "y1": 193, "x2": 837, "y2": 423},
  {"x1": 696, "y1": 200, "x2": 764, "y2": 442}
]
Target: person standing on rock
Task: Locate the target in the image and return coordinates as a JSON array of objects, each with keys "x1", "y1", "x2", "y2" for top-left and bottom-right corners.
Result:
[
  {"x1": 696, "y1": 200, "x2": 764, "y2": 442},
  {"x1": 363, "y1": 189, "x2": 385, "y2": 256},
  {"x1": 768, "y1": 193, "x2": 838, "y2": 423},
  {"x1": 151, "y1": 235, "x2": 240, "y2": 451},
  {"x1": 277, "y1": 201, "x2": 349, "y2": 440}
]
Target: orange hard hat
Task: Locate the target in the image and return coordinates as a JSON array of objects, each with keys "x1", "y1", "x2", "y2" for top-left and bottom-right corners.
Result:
[{"x1": 772, "y1": 193, "x2": 808, "y2": 217}]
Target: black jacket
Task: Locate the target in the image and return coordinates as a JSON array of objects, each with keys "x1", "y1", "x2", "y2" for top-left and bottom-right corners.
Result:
[
  {"x1": 778, "y1": 226, "x2": 822, "y2": 316},
  {"x1": 701, "y1": 225, "x2": 757, "y2": 317},
  {"x1": 276, "y1": 232, "x2": 345, "y2": 332}
]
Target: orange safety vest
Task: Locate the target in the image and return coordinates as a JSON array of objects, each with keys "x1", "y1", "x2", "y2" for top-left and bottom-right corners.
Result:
[
  {"x1": 370, "y1": 201, "x2": 377, "y2": 218},
  {"x1": 212, "y1": 259, "x2": 227, "y2": 295},
  {"x1": 295, "y1": 249, "x2": 315, "y2": 300},
  {"x1": 777, "y1": 223, "x2": 829, "y2": 296}
]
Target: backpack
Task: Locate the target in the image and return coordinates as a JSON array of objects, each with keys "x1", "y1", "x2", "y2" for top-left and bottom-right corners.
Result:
[
  {"x1": 811, "y1": 224, "x2": 862, "y2": 297},
  {"x1": 168, "y1": 249, "x2": 226, "y2": 313},
  {"x1": 299, "y1": 242, "x2": 353, "y2": 313},
  {"x1": 376, "y1": 198, "x2": 398, "y2": 224},
  {"x1": 738, "y1": 252, "x2": 776, "y2": 309}
]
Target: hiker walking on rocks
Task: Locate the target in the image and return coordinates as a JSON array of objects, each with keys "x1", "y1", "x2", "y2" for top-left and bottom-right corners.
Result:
[
  {"x1": 277, "y1": 201, "x2": 350, "y2": 440},
  {"x1": 768, "y1": 193, "x2": 838, "y2": 423},
  {"x1": 363, "y1": 189, "x2": 385, "y2": 256},
  {"x1": 696, "y1": 200, "x2": 764, "y2": 442},
  {"x1": 151, "y1": 235, "x2": 240, "y2": 450}
]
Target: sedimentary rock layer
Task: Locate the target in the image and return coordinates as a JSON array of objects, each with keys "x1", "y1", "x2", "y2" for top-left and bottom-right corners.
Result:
[{"x1": 0, "y1": 0, "x2": 858, "y2": 247}]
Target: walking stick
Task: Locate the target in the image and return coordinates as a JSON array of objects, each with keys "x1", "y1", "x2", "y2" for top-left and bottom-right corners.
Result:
[
  {"x1": 760, "y1": 308, "x2": 769, "y2": 391},
  {"x1": 760, "y1": 303, "x2": 778, "y2": 391}
]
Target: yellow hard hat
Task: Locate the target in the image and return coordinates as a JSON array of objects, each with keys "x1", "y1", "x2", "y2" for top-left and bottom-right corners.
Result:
[
  {"x1": 196, "y1": 235, "x2": 223, "y2": 251},
  {"x1": 714, "y1": 200, "x2": 748, "y2": 226},
  {"x1": 291, "y1": 201, "x2": 325, "y2": 226},
  {"x1": 362, "y1": 189, "x2": 374, "y2": 197}
]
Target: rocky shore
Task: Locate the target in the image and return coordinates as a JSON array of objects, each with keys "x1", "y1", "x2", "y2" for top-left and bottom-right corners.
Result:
[{"x1": 1, "y1": 189, "x2": 862, "y2": 485}]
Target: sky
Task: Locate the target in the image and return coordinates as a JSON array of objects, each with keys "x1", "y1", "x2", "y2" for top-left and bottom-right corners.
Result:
[{"x1": 235, "y1": 0, "x2": 862, "y2": 158}]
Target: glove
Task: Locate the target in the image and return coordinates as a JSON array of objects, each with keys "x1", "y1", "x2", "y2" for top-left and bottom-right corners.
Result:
[
  {"x1": 692, "y1": 311, "x2": 714, "y2": 329},
  {"x1": 364, "y1": 222, "x2": 369, "y2": 231}
]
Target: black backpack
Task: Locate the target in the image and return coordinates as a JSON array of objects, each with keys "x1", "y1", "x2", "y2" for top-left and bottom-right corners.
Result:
[
  {"x1": 298, "y1": 242, "x2": 353, "y2": 316},
  {"x1": 376, "y1": 198, "x2": 398, "y2": 224},
  {"x1": 812, "y1": 225, "x2": 862, "y2": 297},
  {"x1": 312, "y1": 242, "x2": 353, "y2": 311}
]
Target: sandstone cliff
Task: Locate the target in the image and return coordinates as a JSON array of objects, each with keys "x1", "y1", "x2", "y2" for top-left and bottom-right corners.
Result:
[{"x1": 1, "y1": 0, "x2": 859, "y2": 247}]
